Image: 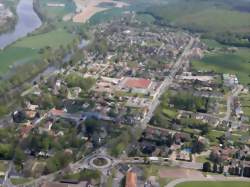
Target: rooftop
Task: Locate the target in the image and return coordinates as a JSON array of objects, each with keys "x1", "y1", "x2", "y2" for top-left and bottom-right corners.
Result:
[{"x1": 124, "y1": 77, "x2": 151, "y2": 89}]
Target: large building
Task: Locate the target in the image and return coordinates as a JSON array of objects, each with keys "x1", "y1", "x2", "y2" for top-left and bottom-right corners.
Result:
[
  {"x1": 125, "y1": 171, "x2": 137, "y2": 187},
  {"x1": 120, "y1": 77, "x2": 153, "y2": 94}
]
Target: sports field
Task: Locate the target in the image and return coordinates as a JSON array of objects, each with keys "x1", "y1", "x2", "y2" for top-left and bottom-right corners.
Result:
[{"x1": 175, "y1": 181, "x2": 250, "y2": 187}]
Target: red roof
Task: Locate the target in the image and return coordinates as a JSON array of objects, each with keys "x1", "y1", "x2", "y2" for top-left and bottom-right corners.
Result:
[
  {"x1": 125, "y1": 171, "x2": 137, "y2": 187},
  {"x1": 124, "y1": 78, "x2": 151, "y2": 89},
  {"x1": 50, "y1": 109, "x2": 64, "y2": 116}
]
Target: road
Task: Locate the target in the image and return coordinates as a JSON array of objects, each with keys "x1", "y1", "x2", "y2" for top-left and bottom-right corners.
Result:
[
  {"x1": 141, "y1": 37, "x2": 196, "y2": 128},
  {"x1": 22, "y1": 37, "x2": 197, "y2": 187},
  {"x1": 224, "y1": 85, "x2": 243, "y2": 121}
]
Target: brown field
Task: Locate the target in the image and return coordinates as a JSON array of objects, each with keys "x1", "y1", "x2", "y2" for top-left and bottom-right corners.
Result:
[
  {"x1": 73, "y1": 0, "x2": 128, "y2": 23},
  {"x1": 159, "y1": 168, "x2": 204, "y2": 178}
]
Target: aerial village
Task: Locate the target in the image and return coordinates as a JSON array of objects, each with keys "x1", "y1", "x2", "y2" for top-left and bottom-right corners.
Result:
[{"x1": 0, "y1": 13, "x2": 250, "y2": 187}]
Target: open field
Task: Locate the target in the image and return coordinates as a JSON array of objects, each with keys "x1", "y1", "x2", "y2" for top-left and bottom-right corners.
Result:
[
  {"x1": 175, "y1": 181, "x2": 250, "y2": 187},
  {"x1": 73, "y1": 0, "x2": 128, "y2": 23},
  {"x1": 159, "y1": 168, "x2": 203, "y2": 179},
  {"x1": 146, "y1": 0, "x2": 250, "y2": 34},
  {"x1": 0, "y1": 29, "x2": 75, "y2": 76},
  {"x1": 192, "y1": 48, "x2": 250, "y2": 85},
  {"x1": 13, "y1": 29, "x2": 75, "y2": 49},
  {"x1": 37, "y1": 0, "x2": 76, "y2": 19}
]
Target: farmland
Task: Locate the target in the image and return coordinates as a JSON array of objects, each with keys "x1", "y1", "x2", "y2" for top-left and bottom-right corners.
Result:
[{"x1": 175, "y1": 181, "x2": 250, "y2": 187}]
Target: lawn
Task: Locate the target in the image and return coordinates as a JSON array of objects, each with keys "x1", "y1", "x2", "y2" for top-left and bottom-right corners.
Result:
[
  {"x1": 175, "y1": 181, "x2": 250, "y2": 187},
  {"x1": 10, "y1": 178, "x2": 32, "y2": 185},
  {"x1": 192, "y1": 48, "x2": 250, "y2": 85}
]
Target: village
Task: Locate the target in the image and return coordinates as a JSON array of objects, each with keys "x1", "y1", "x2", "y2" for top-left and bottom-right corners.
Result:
[{"x1": 0, "y1": 13, "x2": 250, "y2": 187}]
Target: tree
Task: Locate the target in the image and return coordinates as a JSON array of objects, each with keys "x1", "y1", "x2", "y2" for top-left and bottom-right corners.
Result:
[
  {"x1": 203, "y1": 162, "x2": 211, "y2": 172},
  {"x1": 213, "y1": 163, "x2": 218, "y2": 173},
  {"x1": 14, "y1": 147, "x2": 26, "y2": 166}
]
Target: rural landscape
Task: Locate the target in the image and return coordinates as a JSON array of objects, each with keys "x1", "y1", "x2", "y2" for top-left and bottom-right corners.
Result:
[{"x1": 0, "y1": 0, "x2": 250, "y2": 187}]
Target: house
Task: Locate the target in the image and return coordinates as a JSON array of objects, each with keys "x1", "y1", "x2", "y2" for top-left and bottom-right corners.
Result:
[
  {"x1": 125, "y1": 171, "x2": 137, "y2": 187},
  {"x1": 39, "y1": 121, "x2": 53, "y2": 134}
]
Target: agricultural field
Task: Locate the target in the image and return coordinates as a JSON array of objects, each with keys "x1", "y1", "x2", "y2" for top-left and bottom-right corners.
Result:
[
  {"x1": 191, "y1": 48, "x2": 250, "y2": 85},
  {"x1": 175, "y1": 181, "x2": 250, "y2": 187}
]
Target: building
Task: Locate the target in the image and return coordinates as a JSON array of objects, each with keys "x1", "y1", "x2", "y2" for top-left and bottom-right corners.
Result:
[
  {"x1": 125, "y1": 171, "x2": 137, "y2": 187},
  {"x1": 120, "y1": 77, "x2": 152, "y2": 94}
]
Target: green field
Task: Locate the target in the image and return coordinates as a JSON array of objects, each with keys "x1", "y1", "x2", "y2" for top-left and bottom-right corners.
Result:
[
  {"x1": 175, "y1": 181, "x2": 250, "y2": 187},
  {"x1": 192, "y1": 48, "x2": 250, "y2": 85},
  {"x1": 89, "y1": 8, "x2": 125, "y2": 25},
  {"x1": 146, "y1": 0, "x2": 250, "y2": 34},
  {"x1": 13, "y1": 30, "x2": 75, "y2": 49},
  {"x1": 38, "y1": 0, "x2": 76, "y2": 19},
  {"x1": 0, "y1": 29, "x2": 75, "y2": 76}
]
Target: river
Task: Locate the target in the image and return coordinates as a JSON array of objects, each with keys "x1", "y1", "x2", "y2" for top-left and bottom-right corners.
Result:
[{"x1": 0, "y1": 0, "x2": 42, "y2": 49}]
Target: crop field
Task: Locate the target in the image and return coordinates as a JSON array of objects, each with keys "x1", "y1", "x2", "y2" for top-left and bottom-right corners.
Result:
[
  {"x1": 175, "y1": 181, "x2": 250, "y2": 187},
  {"x1": 192, "y1": 48, "x2": 250, "y2": 85}
]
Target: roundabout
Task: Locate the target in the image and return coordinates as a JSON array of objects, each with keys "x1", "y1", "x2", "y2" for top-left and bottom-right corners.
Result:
[{"x1": 89, "y1": 155, "x2": 112, "y2": 169}]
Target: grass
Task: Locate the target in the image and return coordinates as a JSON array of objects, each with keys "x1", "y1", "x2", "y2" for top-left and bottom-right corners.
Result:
[
  {"x1": 0, "y1": 29, "x2": 75, "y2": 76},
  {"x1": 192, "y1": 48, "x2": 250, "y2": 85},
  {"x1": 13, "y1": 30, "x2": 75, "y2": 49},
  {"x1": 240, "y1": 94, "x2": 250, "y2": 119},
  {"x1": 0, "y1": 161, "x2": 7, "y2": 172},
  {"x1": 176, "y1": 8, "x2": 250, "y2": 33},
  {"x1": 146, "y1": 0, "x2": 250, "y2": 34},
  {"x1": 175, "y1": 181, "x2": 250, "y2": 187},
  {"x1": 89, "y1": 8, "x2": 125, "y2": 25},
  {"x1": 140, "y1": 165, "x2": 174, "y2": 187},
  {"x1": 0, "y1": 47, "x2": 39, "y2": 75},
  {"x1": 10, "y1": 178, "x2": 32, "y2": 185},
  {"x1": 195, "y1": 155, "x2": 210, "y2": 163},
  {"x1": 38, "y1": 0, "x2": 76, "y2": 19}
]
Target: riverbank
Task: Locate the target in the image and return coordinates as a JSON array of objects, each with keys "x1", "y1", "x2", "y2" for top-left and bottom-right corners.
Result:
[{"x1": 0, "y1": 0, "x2": 18, "y2": 35}]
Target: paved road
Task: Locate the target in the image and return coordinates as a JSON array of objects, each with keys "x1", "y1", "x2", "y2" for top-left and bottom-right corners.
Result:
[
  {"x1": 224, "y1": 85, "x2": 243, "y2": 121},
  {"x1": 166, "y1": 176, "x2": 250, "y2": 187},
  {"x1": 140, "y1": 37, "x2": 196, "y2": 129}
]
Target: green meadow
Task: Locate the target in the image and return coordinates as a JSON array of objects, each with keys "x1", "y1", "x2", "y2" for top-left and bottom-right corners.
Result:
[
  {"x1": 38, "y1": 0, "x2": 76, "y2": 19},
  {"x1": 0, "y1": 29, "x2": 75, "y2": 76}
]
